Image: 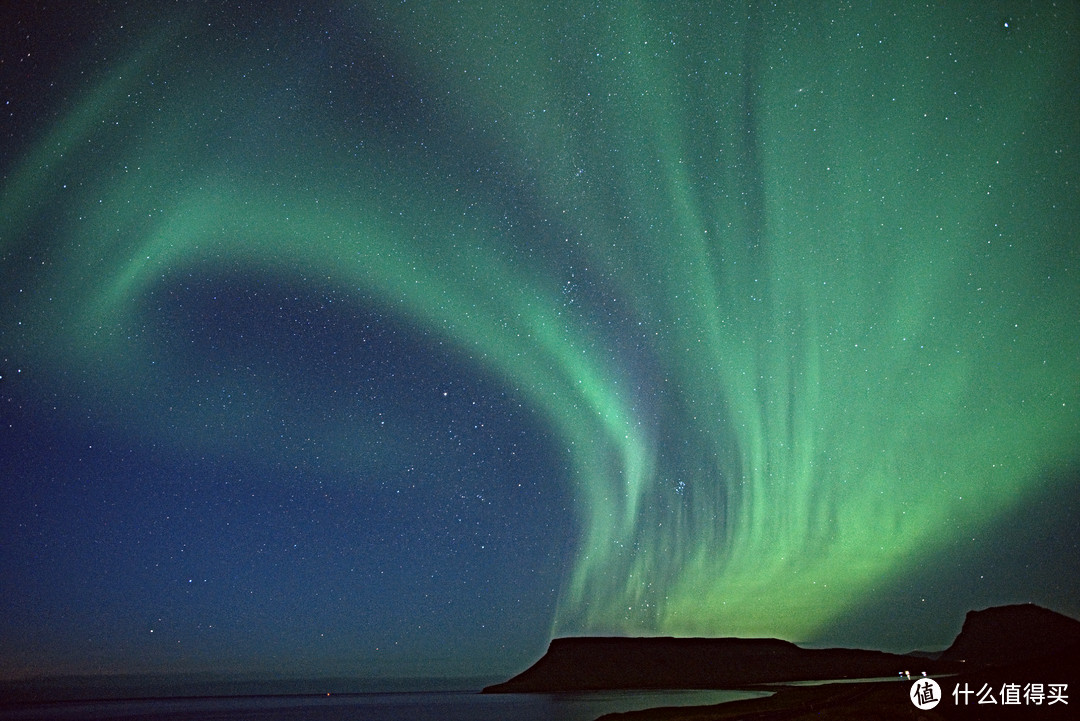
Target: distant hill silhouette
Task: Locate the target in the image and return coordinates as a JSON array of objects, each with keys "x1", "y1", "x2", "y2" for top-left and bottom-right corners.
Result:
[
  {"x1": 940, "y1": 602, "x2": 1080, "y2": 667},
  {"x1": 484, "y1": 603, "x2": 1080, "y2": 693},
  {"x1": 483, "y1": 637, "x2": 952, "y2": 692}
]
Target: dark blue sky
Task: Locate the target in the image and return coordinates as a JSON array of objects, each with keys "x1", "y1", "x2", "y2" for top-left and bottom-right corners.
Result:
[{"x1": 1, "y1": 271, "x2": 573, "y2": 679}]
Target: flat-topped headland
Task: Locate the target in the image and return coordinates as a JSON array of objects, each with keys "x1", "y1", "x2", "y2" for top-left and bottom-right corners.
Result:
[
  {"x1": 484, "y1": 603, "x2": 1080, "y2": 695},
  {"x1": 483, "y1": 636, "x2": 951, "y2": 693}
]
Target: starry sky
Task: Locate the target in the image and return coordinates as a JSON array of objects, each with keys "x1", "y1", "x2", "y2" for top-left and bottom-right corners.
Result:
[{"x1": 1, "y1": 1, "x2": 1078, "y2": 685}]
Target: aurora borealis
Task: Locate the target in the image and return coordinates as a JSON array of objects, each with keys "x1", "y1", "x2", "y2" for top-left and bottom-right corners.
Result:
[{"x1": 2, "y1": 1, "x2": 1078, "y2": 684}]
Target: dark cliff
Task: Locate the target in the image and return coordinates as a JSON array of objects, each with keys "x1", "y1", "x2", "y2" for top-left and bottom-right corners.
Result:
[
  {"x1": 485, "y1": 604, "x2": 1080, "y2": 693},
  {"x1": 940, "y1": 602, "x2": 1080, "y2": 666},
  {"x1": 483, "y1": 636, "x2": 943, "y2": 692}
]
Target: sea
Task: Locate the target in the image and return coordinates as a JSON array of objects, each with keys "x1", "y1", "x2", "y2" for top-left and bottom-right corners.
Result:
[{"x1": 0, "y1": 689, "x2": 769, "y2": 721}]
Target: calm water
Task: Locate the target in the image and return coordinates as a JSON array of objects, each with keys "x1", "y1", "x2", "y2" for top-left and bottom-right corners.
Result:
[{"x1": 0, "y1": 689, "x2": 769, "y2": 721}]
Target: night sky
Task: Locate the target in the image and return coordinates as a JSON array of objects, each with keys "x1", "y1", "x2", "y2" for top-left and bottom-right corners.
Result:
[{"x1": 2, "y1": 1, "x2": 1078, "y2": 685}]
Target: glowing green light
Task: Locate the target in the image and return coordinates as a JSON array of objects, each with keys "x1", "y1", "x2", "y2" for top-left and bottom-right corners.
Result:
[{"x1": 2, "y1": 1, "x2": 1076, "y2": 644}]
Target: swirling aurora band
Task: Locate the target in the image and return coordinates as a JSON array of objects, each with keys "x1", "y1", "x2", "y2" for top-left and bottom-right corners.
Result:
[{"x1": 2, "y1": 1, "x2": 1077, "y2": 645}]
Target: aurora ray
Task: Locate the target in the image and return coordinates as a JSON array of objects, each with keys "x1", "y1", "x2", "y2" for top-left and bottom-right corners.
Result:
[{"x1": 1, "y1": 1, "x2": 1077, "y2": 671}]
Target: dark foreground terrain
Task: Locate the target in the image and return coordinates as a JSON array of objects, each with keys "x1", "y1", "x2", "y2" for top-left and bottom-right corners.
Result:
[
  {"x1": 596, "y1": 655, "x2": 1079, "y2": 721},
  {"x1": 488, "y1": 604, "x2": 1080, "y2": 720}
]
